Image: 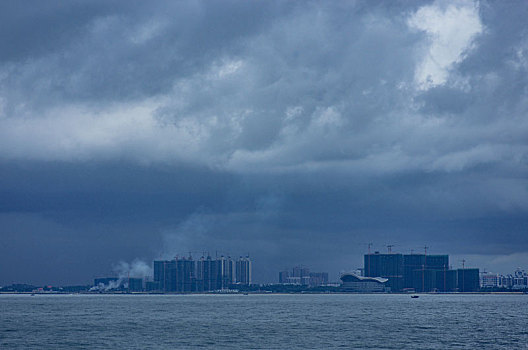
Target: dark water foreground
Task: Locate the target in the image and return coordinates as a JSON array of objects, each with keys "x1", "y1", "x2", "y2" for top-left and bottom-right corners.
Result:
[{"x1": 1, "y1": 294, "x2": 527, "y2": 349}]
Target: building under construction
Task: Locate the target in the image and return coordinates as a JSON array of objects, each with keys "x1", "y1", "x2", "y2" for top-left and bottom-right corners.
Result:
[{"x1": 364, "y1": 248, "x2": 477, "y2": 292}]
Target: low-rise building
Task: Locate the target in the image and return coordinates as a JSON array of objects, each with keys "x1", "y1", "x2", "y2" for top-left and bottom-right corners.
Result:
[
  {"x1": 127, "y1": 278, "x2": 143, "y2": 292},
  {"x1": 480, "y1": 273, "x2": 500, "y2": 288},
  {"x1": 278, "y1": 266, "x2": 328, "y2": 286},
  {"x1": 340, "y1": 273, "x2": 389, "y2": 292}
]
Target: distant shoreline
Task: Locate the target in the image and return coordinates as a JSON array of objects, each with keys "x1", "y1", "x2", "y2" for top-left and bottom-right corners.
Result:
[{"x1": 1, "y1": 291, "x2": 526, "y2": 296}]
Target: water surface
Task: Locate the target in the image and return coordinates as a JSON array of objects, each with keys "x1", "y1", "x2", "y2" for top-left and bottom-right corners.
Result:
[{"x1": 1, "y1": 294, "x2": 526, "y2": 349}]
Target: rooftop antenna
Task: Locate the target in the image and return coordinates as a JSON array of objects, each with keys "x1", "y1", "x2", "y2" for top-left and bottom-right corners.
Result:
[{"x1": 387, "y1": 245, "x2": 394, "y2": 253}]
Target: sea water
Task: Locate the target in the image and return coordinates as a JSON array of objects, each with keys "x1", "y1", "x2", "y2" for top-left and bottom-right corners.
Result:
[{"x1": 1, "y1": 293, "x2": 527, "y2": 349}]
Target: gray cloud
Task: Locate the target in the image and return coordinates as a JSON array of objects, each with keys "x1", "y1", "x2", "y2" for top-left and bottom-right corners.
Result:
[{"x1": 0, "y1": 0, "x2": 527, "y2": 284}]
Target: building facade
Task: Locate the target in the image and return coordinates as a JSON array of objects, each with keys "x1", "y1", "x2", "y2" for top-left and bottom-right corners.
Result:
[
  {"x1": 153, "y1": 257, "x2": 195, "y2": 292},
  {"x1": 127, "y1": 278, "x2": 143, "y2": 292},
  {"x1": 404, "y1": 254, "x2": 453, "y2": 292},
  {"x1": 364, "y1": 253, "x2": 404, "y2": 292},
  {"x1": 457, "y1": 268, "x2": 480, "y2": 292}
]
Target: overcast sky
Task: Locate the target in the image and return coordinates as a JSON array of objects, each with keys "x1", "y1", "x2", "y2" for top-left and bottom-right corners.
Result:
[{"x1": 1, "y1": 0, "x2": 527, "y2": 285}]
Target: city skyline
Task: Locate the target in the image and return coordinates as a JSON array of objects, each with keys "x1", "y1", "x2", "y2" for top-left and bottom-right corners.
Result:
[
  {"x1": 4, "y1": 247, "x2": 528, "y2": 293},
  {"x1": 2, "y1": 245, "x2": 524, "y2": 288}
]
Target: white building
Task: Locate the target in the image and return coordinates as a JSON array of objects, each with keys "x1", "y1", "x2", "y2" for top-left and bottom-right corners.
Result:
[
  {"x1": 480, "y1": 273, "x2": 500, "y2": 288},
  {"x1": 480, "y1": 269, "x2": 528, "y2": 289},
  {"x1": 340, "y1": 273, "x2": 389, "y2": 292}
]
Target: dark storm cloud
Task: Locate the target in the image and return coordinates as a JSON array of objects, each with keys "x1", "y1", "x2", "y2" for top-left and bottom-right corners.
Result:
[
  {"x1": 0, "y1": 0, "x2": 292, "y2": 107},
  {"x1": 0, "y1": 0, "x2": 527, "y2": 284}
]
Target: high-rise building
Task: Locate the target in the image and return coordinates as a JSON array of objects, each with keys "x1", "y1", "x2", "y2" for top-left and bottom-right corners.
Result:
[
  {"x1": 292, "y1": 266, "x2": 310, "y2": 278},
  {"x1": 195, "y1": 256, "x2": 205, "y2": 291},
  {"x1": 425, "y1": 255, "x2": 449, "y2": 270},
  {"x1": 410, "y1": 268, "x2": 456, "y2": 292},
  {"x1": 153, "y1": 260, "x2": 169, "y2": 291},
  {"x1": 364, "y1": 252, "x2": 404, "y2": 292},
  {"x1": 279, "y1": 270, "x2": 290, "y2": 284},
  {"x1": 435, "y1": 268, "x2": 457, "y2": 292},
  {"x1": 403, "y1": 254, "x2": 424, "y2": 289},
  {"x1": 365, "y1": 251, "x2": 458, "y2": 292},
  {"x1": 457, "y1": 268, "x2": 480, "y2": 292},
  {"x1": 153, "y1": 254, "x2": 250, "y2": 292},
  {"x1": 201, "y1": 255, "x2": 218, "y2": 291},
  {"x1": 309, "y1": 272, "x2": 329, "y2": 287},
  {"x1": 403, "y1": 254, "x2": 452, "y2": 292},
  {"x1": 165, "y1": 260, "x2": 177, "y2": 292},
  {"x1": 196, "y1": 255, "x2": 238, "y2": 291},
  {"x1": 236, "y1": 256, "x2": 252, "y2": 285},
  {"x1": 219, "y1": 256, "x2": 235, "y2": 289},
  {"x1": 153, "y1": 257, "x2": 195, "y2": 292},
  {"x1": 176, "y1": 257, "x2": 195, "y2": 292}
]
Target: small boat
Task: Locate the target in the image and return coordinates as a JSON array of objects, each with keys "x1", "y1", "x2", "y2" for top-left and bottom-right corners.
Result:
[{"x1": 411, "y1": 295, "x2": 419, "y2": 298}]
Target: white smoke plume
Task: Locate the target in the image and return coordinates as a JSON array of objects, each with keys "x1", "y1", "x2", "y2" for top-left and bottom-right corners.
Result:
[
  {"x1": 89, "y1": 259, "x2": 152, "y2": 291},
  {"x1": 114, "y1": 259, "x2": 153, "y2": 280}
]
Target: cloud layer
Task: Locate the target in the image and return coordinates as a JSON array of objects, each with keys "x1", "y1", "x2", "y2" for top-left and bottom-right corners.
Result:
[{"x1": 0, "y1": 0, "x2": 527, "y2": 284}]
